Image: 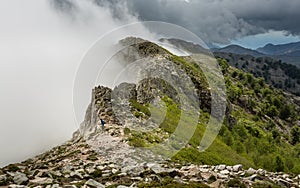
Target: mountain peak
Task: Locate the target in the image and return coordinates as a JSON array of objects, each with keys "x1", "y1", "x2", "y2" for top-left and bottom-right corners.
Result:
[
  {"x1": 213, "y1": 44, "x2": 265, "y2": 57},
  {"x1": 264, "y1": 43, "x2": 275, "y2": 47},
  {"x1": 257, "y1": 41, "x2": 300, "y2": 56}
]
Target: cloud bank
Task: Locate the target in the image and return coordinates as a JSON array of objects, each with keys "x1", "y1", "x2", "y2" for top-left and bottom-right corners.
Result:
[{"x1": 0, "y1": 0, "x2": 140, "y2": 167}]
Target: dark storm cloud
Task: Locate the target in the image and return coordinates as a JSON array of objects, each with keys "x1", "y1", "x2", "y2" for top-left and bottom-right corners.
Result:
[
  {"x1": 124, "y1": 0, "x2": 300, "y2": 44},
  {"x1": 123, "y1": 0, "x2": 264, "y2": 44},
  {"x1": 220, "y1": 0, "x2": 300, "y2": 35},
  {"x1": 50, "y1": 0, "x2": 300, "y2": 44}
]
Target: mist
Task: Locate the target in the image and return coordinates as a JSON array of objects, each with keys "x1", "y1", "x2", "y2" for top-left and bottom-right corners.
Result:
[{"x1": 0, "y1": 0, "x2": 145, "y2": 167}]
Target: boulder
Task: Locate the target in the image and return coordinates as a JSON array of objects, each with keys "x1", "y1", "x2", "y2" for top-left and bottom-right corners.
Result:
[
  {"x1": 112, "y1": 169, "x2": 118, "y2": 174},
  {"x1": 257, "y1": 168, "x2": 266, "y2": 176},
  {"x1": 85, "y1": 179, "x2": 105, "y2": 188},
  {"x1": 215, "y1": 164, "x2": 226, "y2": 171},
  {"x1": 246, "y1": 174, "x2": 263, "y2": 181},
  {"x1": 70, "y1": 171, "x2": 83, "y2": 179},
  {"x1": 246, "y1": 167, "x2": 256, "y2": 175},
  {"x1": 226, "y1": 166, "x2": 233, "y2": 171},
  {"x1": 13, "y1": 172, "x2": 28, "y2": 185},
  {"x1": 0, "y1": 174, "x2": 6, "y2": 181},
  {"x1": 201, "y1": 172, "x2": 212, "y2": 180},
  {"x1": 50, "y1": 184, "x2": 61, "y2": 188},
  {"x1": 232, "y1": 164, "x2": 243, "y2": 172},
  {"x1": 8, "y1": 185, "x2": 28, "y2": 188},
  {"x1": 220, "y1": 169, "x2": 230, "y2": 175},
  {"x1": 30, "y1": 177, "x2": 53, "y2": 185},
  {"x1": 217, "y1": 173, "x2": 228, "y2": 179},
  {"x1": 277, "y1": 178, "x2": 292, "y2": 187}
]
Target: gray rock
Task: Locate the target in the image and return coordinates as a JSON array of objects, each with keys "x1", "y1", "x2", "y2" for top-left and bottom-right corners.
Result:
[
  {"x1": 226, "y1": 166, "x2": 233, "y2": 171},
  {"x1": 220, "y1": 169, "x2": 230, "y2": 175},
  {"x1": 13, "y1": 172, "x2": 28, "y2": 185},
  {"x1": 51, "y1": 184, "x2": 61, "y2": 188},
  {"x1": 85, "y1": 179, "x2": 105, "y2": 188},
  {"x1": 70, "y1": 171, "x2": 83, "y2": 179},
  {"x1": 215, "y1": 164, "x2": 226, "y2": 171},
  {"x1": 121, "y1": 165, "x2": 144, "y2": 176},
  {"x1": 118, "y1": 172, "x2": 127, "y2": 176},
  {"x1": 282, "y1": 174, "x2": 289, "y2": 179},
  {"x1": 246, "y1": 174, "x2": 263, "y2": 181},
  {"x1": 96, "y1": 165, "x2": 106, "y2": 170},
  {"x1": 112, "y1": 169, "x2": 118, "y2": 174},
  {"x1": 199, "y1": 168, "x2": 209, "y2": 173},
  {"x1": 0, "y1": 174, "x2": 6, "y2": 181},
  {"x1": 233, "y1": 164, "x2": 243, "y2": 172},
  {"x1": 131, "y1": 177, "x2": 143, "y2": 181},
  {"x1": 85, "y1": 167, "x2": 95, "y2": 174},
  {"x1": 30, "y1": 177, "x2": 53, "y2": 184},
  {"x1": 257, "y1": 168, "x2": 266, "y2": 176},
  {"x1": 149, "y1": 164, "x2": 173, "y2": 174},
  {"x1": 8, "y1": 185, "x2": 28, "y2": 188},
  {"x1": 201, "y1": 172, "x2": 212, "y2": 180},
  {"x1": 217, "y1": 173, "x2": 228, "y2": 179},
  {"x1": 246, "y1": 167, "x2": 256, "y2": 175},
  {"x1": 276, "y1": 178, "x2": 292, "y2": 187},
  {"x1": 62, "y1": 186, "x2": 77, "y2": 188},
  {"x1": 61, "y1": 165, "x2": 74, "y2": 174},
  {"x1": 117, "y1": 182, "x2": 136, "y2": 188},
  {"x1": 50, "y1": 170, "x2": 62, "y2": 177}
]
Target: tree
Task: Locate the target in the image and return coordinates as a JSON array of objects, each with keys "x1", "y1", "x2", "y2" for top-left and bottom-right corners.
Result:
[
  {"x1": 266, "y1": 105, "x2": 279, "y2": 117},
  {"x1": 223, "y1": 130, "x2": 234, "y2": 146},
  {"x1": 291, "y1": 126, "x2": 300, "y2": 145},
  {"x1": 279, "y1": 104, "x2": 295, "y2": 120},
  {"x1": 274, "y1": 156, "x2": 284, "y2": 172},
  {"x1": 234, "y1": 141, "x2": 245, "y2": 154}
]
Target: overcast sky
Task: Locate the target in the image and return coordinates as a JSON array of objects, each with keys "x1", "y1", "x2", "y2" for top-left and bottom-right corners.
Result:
[
  {"x1": 1, "y1": 0, "x2": 300, "y2": 167},
  {"x1": 125, "y1": 0, "x2": 300, "y2": 48}
]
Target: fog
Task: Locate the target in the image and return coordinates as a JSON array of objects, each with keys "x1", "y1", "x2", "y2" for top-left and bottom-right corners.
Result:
[{"x1": 0, "y1": 0, "x2": 144, "y2": 167}]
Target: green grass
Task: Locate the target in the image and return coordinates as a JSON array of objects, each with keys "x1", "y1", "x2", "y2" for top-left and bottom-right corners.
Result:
[
  {"x1": 125, "y1": 55, "x2": 300, "y2": 174},
  {"x1": 129, "y1": 99, "x2": 151, "y2": 117}
]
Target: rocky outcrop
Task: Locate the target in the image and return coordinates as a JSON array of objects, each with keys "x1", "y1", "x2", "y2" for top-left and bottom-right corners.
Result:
[
  {"x1": 73, "y1": 86, "x2": 120, "y2": 140},
  {"x1": 1, "y1": 126, "x2": 299, "y2": 187}
]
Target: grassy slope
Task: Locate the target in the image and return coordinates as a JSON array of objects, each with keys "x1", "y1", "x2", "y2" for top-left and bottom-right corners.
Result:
[{"x1": 127, "y1": 53, "x2": 300, "y2": 174}]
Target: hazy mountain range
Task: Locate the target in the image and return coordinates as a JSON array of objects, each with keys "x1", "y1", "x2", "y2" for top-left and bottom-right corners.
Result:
[{"x1": 213, "y1": 41, "x2": 300, "y2": 67}]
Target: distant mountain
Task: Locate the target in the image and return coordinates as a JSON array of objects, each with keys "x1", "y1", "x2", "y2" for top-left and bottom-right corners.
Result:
[
  {"x1": 257, "y1": 41, "x2": 300, "y2": 56},
  {"x1": 160, "y1": 38, "x2": 300, "y2": 95},
  {"x1": 213, "y1": 45, "x2": 265, "y2": 57},
  {"x1": 210, "y1": 42, "x2": 300, "y2": 67}
]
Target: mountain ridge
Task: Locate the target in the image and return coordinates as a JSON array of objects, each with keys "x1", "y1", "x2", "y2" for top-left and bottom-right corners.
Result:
[{"x1": 1, "y1": 37, "x2": 299, "y2": 187}]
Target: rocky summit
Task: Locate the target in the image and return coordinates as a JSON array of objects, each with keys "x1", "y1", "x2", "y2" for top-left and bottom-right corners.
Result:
[{"x1": 1, "y1": 38, "x2": 300, "y2": 187}]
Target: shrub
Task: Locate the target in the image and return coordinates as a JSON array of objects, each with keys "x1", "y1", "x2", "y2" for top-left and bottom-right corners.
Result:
[
  {"x1": 265, "y1": 105, "x2": 279, "y2": 117},
  {"x1": 123, "y1": 127, "x2": 131, "y2": 135},
  {"x1": 290, "y1": 126, "x2": 300, "y2": 145},
  {"x1": 227, "y1": 178, "x2": 246, "y2": 188},
  {"x1": 279, "y1": 104, "x2": 295, "y2": 120},
  {"x1": 274, "y1": 156, "x2": 284, "y2": 172}
]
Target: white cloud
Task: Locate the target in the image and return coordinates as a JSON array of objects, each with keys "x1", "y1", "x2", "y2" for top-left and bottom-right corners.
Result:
[{"x1": 0, "y1": 0, "x2": 144, "y2": 167}]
